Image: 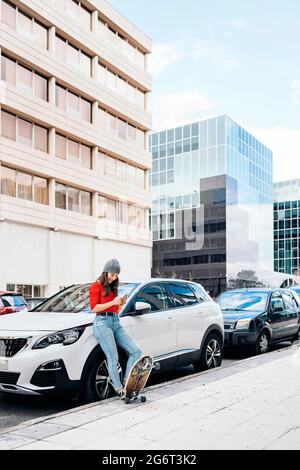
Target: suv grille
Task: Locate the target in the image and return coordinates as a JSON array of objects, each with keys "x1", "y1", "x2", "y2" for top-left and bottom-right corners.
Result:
[
  {"x1": 0, "y1": 372, "x2": 20, "y2": 385},
  {"x1": 0, "y1": 338, "x2": 28, "y2": 357}
]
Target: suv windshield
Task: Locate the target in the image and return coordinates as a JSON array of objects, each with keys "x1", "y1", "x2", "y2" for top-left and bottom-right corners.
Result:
[
  {"x1": 33, "y1": 283, "x2": 140, "y2": 313},
  {"x1": 216, "y1": 291, "x2": 269, "y2": 312}
]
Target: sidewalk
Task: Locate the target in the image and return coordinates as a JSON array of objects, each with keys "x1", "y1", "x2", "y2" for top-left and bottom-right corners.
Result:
[{"x1": 1, "y1": 344, "x2": 300, "y2": 450}]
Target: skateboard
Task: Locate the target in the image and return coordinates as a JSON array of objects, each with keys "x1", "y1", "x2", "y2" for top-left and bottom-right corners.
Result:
[{"x1": 123, "y1": 355, "x2": 154, "y2": 405}]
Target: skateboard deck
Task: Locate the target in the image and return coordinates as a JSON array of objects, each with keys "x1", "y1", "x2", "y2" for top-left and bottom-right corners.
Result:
[{"x1": 123, "y1": 355, "x2": 154, "y2": 404}]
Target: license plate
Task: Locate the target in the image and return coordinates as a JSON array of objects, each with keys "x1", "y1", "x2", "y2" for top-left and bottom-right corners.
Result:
[{"x1": 0, "y1": 359, "x2": 8, "y2": 371}]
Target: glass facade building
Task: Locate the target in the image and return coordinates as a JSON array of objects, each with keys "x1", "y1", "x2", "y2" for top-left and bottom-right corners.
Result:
[
  {"x1": 150, "y1": 116, "x2": 297, "y2": 295},
  {"x1": 274, "y1": 179, "x2": 300, "y2": 276}
]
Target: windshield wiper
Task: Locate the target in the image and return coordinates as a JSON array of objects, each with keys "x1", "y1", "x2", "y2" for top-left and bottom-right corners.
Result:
[{"x1": 222, "y1": 308, "x2": 244, "y2": 311}]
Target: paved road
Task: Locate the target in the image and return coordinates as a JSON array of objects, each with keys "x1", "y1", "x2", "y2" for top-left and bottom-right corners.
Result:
[{"x1": 0, "y1": 340, "x2": 298, "y2": 432}]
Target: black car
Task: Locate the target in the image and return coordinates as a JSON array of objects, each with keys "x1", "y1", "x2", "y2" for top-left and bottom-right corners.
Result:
[{"x1": 216, "y1": 288, "x2": 300, "y2": 354}]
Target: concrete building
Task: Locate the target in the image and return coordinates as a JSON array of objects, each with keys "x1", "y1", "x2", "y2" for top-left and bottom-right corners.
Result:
[
  {"x1": 0, "y1": 0, "x2": 152, "y2": 297},
  {"x1": 150, "y1": 116, "x2": 298, "y2": 296},
  {"x1": 274, "y1": 179, "x2": 300, "y2": 277}
]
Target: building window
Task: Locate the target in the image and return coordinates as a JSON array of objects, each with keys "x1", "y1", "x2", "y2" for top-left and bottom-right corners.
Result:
[
  {"x1": 107, "y1": 198, "x2": 117, "y2": 222},
  {"x1": 55, "y1": 134, "x2": 67, "y2": 160},
  {"x1": 55, "y1": 85, "x2": 92, "y2": 123},
  {"x1": 34, "y1": 20, "x2": 48, "y2": 48},
  {"x1": 1, "y1": 0, "x2": 16, "y2": 29},
  {"x1": 34, "y1": 73, "x2": 48, "y2": 101},
  {"x1": 81, "y1": 145, "x2": 92, "y2": 169},
  {"x1": 1, "y1": 1, "x2": 48, "y2": 48},
  {"x1": 81, "y1": 190, "x2": 91, "y2": 215},
  {"x1": 18, "y1": 63, "x2": 33, "y2": 92},
  {"x1": 55, "y1": 84, "x2": 67, "y2": 110},
  {"x1": 81, "y1": 98, "x2": 92, "y2": 122},
  {"x1": 33, "y1": 176, "x2": 48, "y2": 204},
  {"x1": 1, "y1": 55, "x2": 16, "y2": 85},
  {"x1": 97, "y1": 17, "x2": 146, "y2": 70},
  {"x1": 56, "y1": 33, "x2": 92, "y2": 76},
  {"x1": 99, "y1": 108, "x2": 145, "y2": 149},
  {"x1": 1, "y1": 166, "x2": 48, "y2": 204},
  {"x1": 1, "y1": 110, "x2": 16, "y2": 141},
  {"x1": 98, "y1": 195, "x2": 107, "y2": 219},
  {"x1": 18, "y1": 118, "x2": 32, "y2": 147},
  {"x1": 55, "y1": 183, "x2": 91, "y2": 215},
  {"x1": 1, "y1": 54, "x2": 49, "y2": 101},
  {"x1": 18, "y1": 10, "x2": 32, "y2": 37},
  {"x1": 55, "y1": 183, "x2": 67, "y2": 209},
  {"x1": 1, "y1": 110, "x2": 48, "y2": 152},
  {"x1": 56, "y1": 35, "x2": 67, "y2": 61},
  {"x1": 6, "y1": 284, "x2": 45, "y2": 298},
  {"x1": 17, "y1": 171, "x2": 32, "y2": 201},
  {"x1": 97, "y1": 62, "x2": 145, "y2": 109},
  {"x1": 118, "y1": 118, "x2": 127, "y2": 140},
  {"x1": 97, "y1": 195, "x2": 147, "y2": 229},
  {"x1": 1, "y1": 166, "x2": 16, "y2": 197},
  {"x1": 68, "y1": 187, "x2": 80, "y2": 212},
  {"x1": 55, "y1": 133, "x2": 92, "y2": 168},
  {"x1": 99, "y1": 151, "x2": 145, "y2": 188},
  {"x1": 34, "y1": 125, "x2": 48, "y2": 153},
  {"x1": 68, "y1": 139, "x2": 80, "y2": 164}
]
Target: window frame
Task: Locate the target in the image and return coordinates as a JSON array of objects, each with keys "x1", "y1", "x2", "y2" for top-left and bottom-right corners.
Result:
[
  {"x1": 167, "y1": 281, "x2": 200, "y2": 310},
  {"x1": 125, "y1": 282, "x2": 173, "y2": 315}
]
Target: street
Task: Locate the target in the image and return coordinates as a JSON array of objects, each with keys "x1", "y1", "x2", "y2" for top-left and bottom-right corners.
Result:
[{"x1": 0, "y1": 340, "x2": 297, "y2": 433}]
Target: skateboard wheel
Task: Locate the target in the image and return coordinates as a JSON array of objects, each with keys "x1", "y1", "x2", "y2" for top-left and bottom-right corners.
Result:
[
  {"x1": 141, "y1": 396, "x2": 147, "y2": 403},
  {"x1": 125, "y1": 397, "x2": 131, "y2": 405}
]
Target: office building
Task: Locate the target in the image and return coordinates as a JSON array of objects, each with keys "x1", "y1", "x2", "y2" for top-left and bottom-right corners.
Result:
[{"x1": 0, "y1": 0, "x2": 152, "y2": 296}]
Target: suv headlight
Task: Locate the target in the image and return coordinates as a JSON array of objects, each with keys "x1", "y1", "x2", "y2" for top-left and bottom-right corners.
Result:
[
  {"x1": 235, "y1": 319, "x2": 252, "y2": 330},
  {"x1": 33, "y1": 326, "x2": 86, "y2": 349}
]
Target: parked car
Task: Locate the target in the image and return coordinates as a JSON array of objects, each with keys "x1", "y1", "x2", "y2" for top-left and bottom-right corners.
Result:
[
  {"x1": 0, "y1": 279, "x2": 224, "y2": 402},
  {"x1": 216, "y1": 288, "x2": 300, "y2": 355},
  {"x1": 25, "y1": 298, "x2": 48, "y2": 311},
  {"x1": 0, "y1": 292, "x2": 27, "y2": 316}
]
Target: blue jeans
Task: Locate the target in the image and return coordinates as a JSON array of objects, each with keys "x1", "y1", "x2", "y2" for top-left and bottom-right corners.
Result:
[{"x1": 93, "y1": 315, "x2": 142, "y2": 392}]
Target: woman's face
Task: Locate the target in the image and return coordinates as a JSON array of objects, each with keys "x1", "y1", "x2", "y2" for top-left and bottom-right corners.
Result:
[{"x1": 107, "y1": 272, "x2": 118, "y2": 284}]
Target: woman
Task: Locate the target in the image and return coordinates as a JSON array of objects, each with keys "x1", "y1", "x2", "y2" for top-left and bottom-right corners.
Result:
[{"x1": 89, "y1": 258, "x2": 142, "y2": 399}]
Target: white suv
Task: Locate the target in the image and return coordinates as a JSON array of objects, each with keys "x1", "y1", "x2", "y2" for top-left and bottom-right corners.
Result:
[{"x1": 0, "y1": 279, "x2": 224, "y2": 402}]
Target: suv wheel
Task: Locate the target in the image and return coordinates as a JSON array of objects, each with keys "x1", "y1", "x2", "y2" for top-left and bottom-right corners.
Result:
[
  {"x1": 82, "y1": 355, "x2": 124, "y2": 403},
  {"x1": 255, "y1": 330, "x2": 270, "y2": 355},
  {"x1": 194, "y1": 333, "x2": 223, "y2": 372}
]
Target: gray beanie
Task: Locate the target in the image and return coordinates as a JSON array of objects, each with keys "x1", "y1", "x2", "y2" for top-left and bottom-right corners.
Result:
[{"x1": 103, "y1": 259, "x2": 121, "y2": 275}]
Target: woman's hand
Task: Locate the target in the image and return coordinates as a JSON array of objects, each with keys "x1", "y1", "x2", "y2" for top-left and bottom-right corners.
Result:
[{"x1": 114, "y1": 296, "x2": 126, "y2": 306}]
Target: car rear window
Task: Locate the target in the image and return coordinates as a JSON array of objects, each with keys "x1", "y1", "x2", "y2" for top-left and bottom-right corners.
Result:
[{"x1": 1, "y1": 294, "x2": 27, "y2": 307}]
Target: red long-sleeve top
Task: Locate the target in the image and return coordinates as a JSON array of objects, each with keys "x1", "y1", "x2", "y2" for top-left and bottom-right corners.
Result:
[{"x1": 89, "y1": 280, "x2": 119, "y2": 314}]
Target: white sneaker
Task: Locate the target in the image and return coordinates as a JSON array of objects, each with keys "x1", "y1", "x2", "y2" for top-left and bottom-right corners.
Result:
[{"x1": 117, "y1": 388, "x2": 126, "y2": 400}]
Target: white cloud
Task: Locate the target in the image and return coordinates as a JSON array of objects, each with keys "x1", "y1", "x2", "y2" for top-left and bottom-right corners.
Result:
[
  {"x1": 292, "y1": 80, "x2": 300, "y2": 105},
  {"x1": 151, "y1": 89, "x2": 213, "y2": 130},
  {"x1": 149, "y1": 41, "x2": 185, "y2": 75},
  {"x1": 247, "y1": 126, "x2": 300, "y2": 182},
  {"x1": 149, "y1": 37, "x2": 238, "y2": 75},
  {"x1": 230, "y1": 18, "x2": 247, "y2": 30},
  {"x1": 191, "y1": 41, "x2": 239, "y2": 70}
]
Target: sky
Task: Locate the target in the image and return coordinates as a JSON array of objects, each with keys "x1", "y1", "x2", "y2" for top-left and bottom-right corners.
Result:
[{"x1": 110, "y1": 0, "x2": 300, "y2": 182}]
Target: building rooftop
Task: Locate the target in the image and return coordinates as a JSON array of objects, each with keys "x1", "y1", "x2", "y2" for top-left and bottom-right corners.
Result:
[{"x1": 274, "y1": 179, "x2": 300, "y2": 202}]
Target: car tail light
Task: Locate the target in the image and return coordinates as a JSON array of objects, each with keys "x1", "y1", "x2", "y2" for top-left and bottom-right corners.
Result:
[{"x1": 0, "y1": 307, "x2": 15, "y2": 315}]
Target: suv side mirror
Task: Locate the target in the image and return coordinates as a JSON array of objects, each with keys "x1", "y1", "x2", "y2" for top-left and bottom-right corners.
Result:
[{"x1": 134, "y1": 302, "x2": 151, "y2": 315}]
